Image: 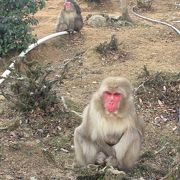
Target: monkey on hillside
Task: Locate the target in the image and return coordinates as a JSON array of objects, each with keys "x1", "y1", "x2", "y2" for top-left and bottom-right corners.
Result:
[
  {"x1": 56, "y1": 1, "x2": 83, "y2": 33},
  {"x1": 74, "y1": 77, "x2": 144, "y2": 170},
  {"x1": 66, "y1": 0, "x2": 82, "y2": 15}
]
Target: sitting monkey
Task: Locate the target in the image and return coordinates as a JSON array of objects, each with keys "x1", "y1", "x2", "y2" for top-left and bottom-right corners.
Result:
[
  {"x1": 56, "y1": 0, "x2": 83, "y2": 33},
  {"x1": 74, "y1": 77, "x2": 144, "y2": 170}
]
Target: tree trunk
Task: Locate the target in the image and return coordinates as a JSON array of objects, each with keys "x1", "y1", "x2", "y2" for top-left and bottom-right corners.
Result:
[{"x1": 121, "y1": 0, "x2": 132, "y2": 22}]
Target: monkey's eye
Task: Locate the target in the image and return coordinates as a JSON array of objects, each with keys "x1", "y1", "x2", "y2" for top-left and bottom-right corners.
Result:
[
  {"x1": 114, "y1": 93, "x2": 121, "y2": 97},
  {"x1": 104, "y1": 91, "x2": 112, "y2": 96}
]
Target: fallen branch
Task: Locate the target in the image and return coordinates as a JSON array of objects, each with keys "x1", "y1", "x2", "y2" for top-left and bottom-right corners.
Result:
[
  {"x1": 61, "y1": 96, "x2": 82, "y2": 118},
  {"x1": 134, "y1": 80, "x2": 146, "y2": 93},
  {"x1": 58, "y1": 51, "x2": 85, "y2": 84},
  {"x1": 154, "y1": 142, "x2": 169, "y2": 155}
]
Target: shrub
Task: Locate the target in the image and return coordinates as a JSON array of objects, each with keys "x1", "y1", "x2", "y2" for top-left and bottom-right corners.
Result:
[
  {"x1": 0, "y1": 0, "x2": 45, "y2": 56},
  {"x1": 0, "y1": 59, "x2": 62, "y2": 114},
  {"x1": 96, "y1": 35, "x2": 119, "y2": 55}
]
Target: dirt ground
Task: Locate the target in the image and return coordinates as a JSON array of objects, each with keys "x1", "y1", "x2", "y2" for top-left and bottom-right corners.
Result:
[{"x1": 0, "y1": 0, "x2": 180, "y2": 179}]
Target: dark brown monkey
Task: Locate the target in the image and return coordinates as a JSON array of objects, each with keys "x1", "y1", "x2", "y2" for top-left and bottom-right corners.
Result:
[
  {"x1": 74, "y1": 77, "x2": 144, "y2": 170},
  {"x1": 56, "y1": 1, "x2": 83, "y2": 33}
]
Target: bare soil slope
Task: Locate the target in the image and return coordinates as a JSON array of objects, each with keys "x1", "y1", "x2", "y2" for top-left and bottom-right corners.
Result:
[{"x1": 0, "y1": 0, "x2": 179, "y2": 179}]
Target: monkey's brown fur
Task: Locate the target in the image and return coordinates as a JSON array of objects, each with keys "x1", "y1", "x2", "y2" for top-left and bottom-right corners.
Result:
[
  {"x1": 74, "y1": 77, "x2": 144, "y2": 170},
  {"x1": 56, "y1": 1, "x2": 83, "y2": 33}
]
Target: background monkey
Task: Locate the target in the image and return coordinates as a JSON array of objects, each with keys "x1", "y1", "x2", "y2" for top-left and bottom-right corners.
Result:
[
  {"x1": 67, "y1": 0, "x2": 82, "y2": 15},
  {"x1": 74, "y1": 77, "x2": 144, "y2": 170},
  {"x1": 56, "y1": 0, "x2": 83, "y2": 33}
]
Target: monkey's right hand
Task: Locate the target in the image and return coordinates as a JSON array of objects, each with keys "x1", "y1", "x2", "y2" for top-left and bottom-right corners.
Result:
[
  {"x1": 95, "y1": 152, "x2": 106, "y2": 165},
  {"x1": 96, "y1": 139, "x2": 116, "y2": 158},
  {"x1": 105, "y1": 156, "x2": 118, "y2": 167}
]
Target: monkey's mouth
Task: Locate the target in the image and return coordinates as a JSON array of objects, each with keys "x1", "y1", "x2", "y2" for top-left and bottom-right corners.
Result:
[
  {"x1": 66, "y1": 6, "x2": 72, "y2": 10},
  {"x1": 106, "y1": 102, "x2": 119, "y2": 113}
]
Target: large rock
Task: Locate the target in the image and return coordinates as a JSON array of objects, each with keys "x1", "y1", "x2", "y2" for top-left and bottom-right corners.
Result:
[{"x1": 87, "y1": 15, "x2": 107, "y2": 27}]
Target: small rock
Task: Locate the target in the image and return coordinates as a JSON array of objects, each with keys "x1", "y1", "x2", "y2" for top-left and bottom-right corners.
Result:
[
  {"x1": 0, "y1": 95, "x2": 5, "y2": 101},
  {"x1": 87, "y1": 15, "x2": 107, "y2": 27},
  {"x1": 108, "y1": 15, "x2": 120, "y2": 21},
  {"x1": 30, "y1": 177, "x2": 37, "y2": 180},
  {"x1": 107, "y1": 168, "x2": 125, "y2": 175},
  {"x1": 5, "y1": 175, "x2": 14, "y2": 180},
  {"x1": 60, "y1": 148, "x2": 69, "y2": 153},
  {"x1": 172, "y1": 126, "x2": 177, "y2": 131},
  {"x1": 158, "y1": 99, "x2": 164, "y2": 107}
]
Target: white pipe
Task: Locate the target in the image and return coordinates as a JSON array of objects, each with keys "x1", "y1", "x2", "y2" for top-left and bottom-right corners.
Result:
[
  {"x1": 132, "y1": 7, "x2": 180, "y2": 36},
  {"x1": 172, "y1": 20, "x2": 180, "y2": 23},
  {"x1": 0, "y1": 31, "x2": 69, "y2": 84}
]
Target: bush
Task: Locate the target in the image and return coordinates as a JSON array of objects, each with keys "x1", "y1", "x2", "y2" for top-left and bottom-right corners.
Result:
[
  {"x1": 0, "y1": 0, "x2": 45, "y2": 56},
  {"x1": 96, "y1": 35, "x2": 119, "y2": 55},
  {"x1": 0, "y1": 59, "x2": 63, "y2": 114}
]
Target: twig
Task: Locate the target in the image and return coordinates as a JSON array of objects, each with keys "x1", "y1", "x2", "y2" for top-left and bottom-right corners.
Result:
[
  {"x1": 58, "y1": 51, "x2": 85, "y2": 84},
  {"x1": 134, "y1": 77, "x2": 151, "y2": 93},
  {"x1": 58, "y1": 51, "x2": 85, "y2": 118},
  {"x1": 154, "y1": 142, "x2": 169, "y2": 155},
  {"x1": 61, "y1": 96, "x2": 68, "y2": 110},
  {"x1": 0, "y1": 126, "x2": 8, "y2": 131},
  {"x1": 134, "y1": 81, "x2": 146, "y2": 93},
  {"x1": 61, "y1": 96, "x2": 82, "y2": 118},
  {"x1": 71, "y1": 110, "x2": 82, "y2": 118}
]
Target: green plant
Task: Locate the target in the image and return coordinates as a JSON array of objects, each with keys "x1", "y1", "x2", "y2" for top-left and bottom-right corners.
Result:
[
  {"x1": 1, "y1": 60, "x2": 62, "y2": 114},
  {"x1": 96, "y1": 35, "x2": 119, "y2": 55},
  {"x1": 0, "y1": 0, "x2": 45, "y2": 56}
]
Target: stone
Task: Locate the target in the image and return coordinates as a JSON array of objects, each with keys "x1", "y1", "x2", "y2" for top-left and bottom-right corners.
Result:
[{"x1": 87, "y1": 15, "x2": 107, "y2": 27}]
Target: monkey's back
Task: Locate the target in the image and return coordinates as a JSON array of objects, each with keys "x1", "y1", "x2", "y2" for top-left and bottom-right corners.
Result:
[{"x1": 74, "y1": 15, "x2": 83, "y2": 32}]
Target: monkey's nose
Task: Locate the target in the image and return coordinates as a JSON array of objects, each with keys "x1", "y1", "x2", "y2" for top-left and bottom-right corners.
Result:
[{"x1": 109, "y1": 101, "x2": 114, "y2": 105}]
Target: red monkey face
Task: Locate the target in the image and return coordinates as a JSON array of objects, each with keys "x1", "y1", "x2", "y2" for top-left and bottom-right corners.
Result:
[
  {"x1": 103, "y1": 91, "x2": 123, "y2": 113},
  {"x1": 64, "y1": 2, "x2": 73, "y2": 10}
]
